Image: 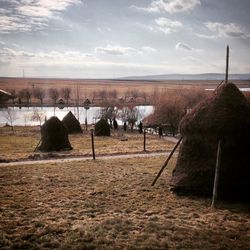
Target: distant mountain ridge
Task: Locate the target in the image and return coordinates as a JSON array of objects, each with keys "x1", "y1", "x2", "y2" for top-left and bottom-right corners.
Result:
[{"x1": 118, "y1": 73, "x2": 250, "y2": 81}]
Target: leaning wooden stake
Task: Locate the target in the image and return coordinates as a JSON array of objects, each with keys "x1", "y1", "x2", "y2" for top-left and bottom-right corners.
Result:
[
  {"x1": 33, "y1": 138, "x2": 42, "y2": 152},
  {"x1": 151, "y1": 137, "x2": 183, "y2": 186},
  {"x1": 211, "y1": 139, "x2": 223, "y2": 208}
]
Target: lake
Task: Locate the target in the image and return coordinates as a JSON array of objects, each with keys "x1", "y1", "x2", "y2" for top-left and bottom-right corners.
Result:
[{"x1": 0, "y1": 106, "x2": 154, "y2": 126}]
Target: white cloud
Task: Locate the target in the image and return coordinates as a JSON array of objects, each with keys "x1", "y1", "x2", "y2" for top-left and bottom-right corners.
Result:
[
  {"x1": 142, "y1": 46, "x2": 157, "y2": 53},
  {"x1": 131, "y1": 0, "x2": 200, "y2": 14},
  {"x1": 95, "y1": 45, "x2": 139, "y2": 56},
  {"x1": 0, "y1": 0, "x2": 82, "y2": 33},
  {"x1": 205, "y1": 22, "x2": 247, "y2": 38},
  {"x1": 175, "y1": 42, "x2": 192, "y2": 51},
  {"x1": 153, "y1": 17, "x2": 183, "y2": 34},
  {"x1": 0, "y1": 47, "x2": 94, "y2": 62},
  {"x1": 95, "y1": 45, "x2": 158, "y2": 56}
]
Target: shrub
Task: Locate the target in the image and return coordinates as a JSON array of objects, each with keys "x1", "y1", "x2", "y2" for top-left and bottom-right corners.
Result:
[{"x1": 95, "y1": 119, "x2": 110, "y2": 136}]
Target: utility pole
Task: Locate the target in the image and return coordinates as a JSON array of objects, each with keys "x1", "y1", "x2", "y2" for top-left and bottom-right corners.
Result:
[
  {"x1": 225, "y1": 45, "x2": 229, "y2": 84},
  {"x1": 76, "y1": 84, "x2": 80, "y2": 120}
]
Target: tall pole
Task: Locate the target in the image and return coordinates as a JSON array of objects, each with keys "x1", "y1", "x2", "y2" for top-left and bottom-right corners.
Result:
[
  {"x1": 76, "y1": 84, "x2": 80, "y2": 120},
  {"x1": 225, "y1": 45, "x2": 229, "y2": 84}
]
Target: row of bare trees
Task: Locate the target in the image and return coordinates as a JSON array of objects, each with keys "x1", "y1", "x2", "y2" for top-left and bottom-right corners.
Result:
[
  {"x1": 6, "y1": 87, "x2": 149, "y2": 106},
  {"x1": 7, "y1": 87, "x2": 72, "y2": 105}
]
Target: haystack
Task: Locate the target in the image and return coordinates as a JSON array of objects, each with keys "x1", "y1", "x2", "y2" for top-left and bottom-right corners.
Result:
[
  {"x1": 95, "y1": 119, "x2": 110, "y2": 136},
  {"x1": 170, "y1": 83, "x2": 250, "y2": 201},
  {"x1": 62, "y1": 111, "x2": 82, "y2": 134},
  {"x1": 38, "y1": 116, "x2": 72, "y2": 151}
]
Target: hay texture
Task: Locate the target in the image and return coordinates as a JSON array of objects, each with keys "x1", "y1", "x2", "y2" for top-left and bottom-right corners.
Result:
[
  {"x1": 170, "y1": 83, "x2": 250, "y2": 201},
  {"x1": 38, "y1": 116, "x2": 72, "y2": 152},
  {"x1": 62, "y1": 111, "x2": 82, "y2": 134},
  {"x1": 95, "y1": 119, "x2": 110, "y2": 136}
]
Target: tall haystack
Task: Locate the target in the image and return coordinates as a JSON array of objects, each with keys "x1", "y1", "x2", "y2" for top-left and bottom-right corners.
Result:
[
  {"x1": 38, "y1": 116, "x2": 72, "y2": 152},
  {"x1": 62, "y1": 111, "x2": 82, "y2": 134},
  {"x1": 170, "y1": 83, "x2": 250, "y2": 202}
]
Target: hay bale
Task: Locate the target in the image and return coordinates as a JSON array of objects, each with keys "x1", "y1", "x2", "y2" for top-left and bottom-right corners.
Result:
[
  {"x1": 38, "y1": 116, "x2": 72, "y2": 152},
  {"x1": 95, "y1": 119, "x2": 110, "y2": 136},
  {"x1": 170, "y1": 83, "x2": 250, "y2": 201},
  {"x1": 62, "y1": 111, "x2": 82, "y2": 134}
]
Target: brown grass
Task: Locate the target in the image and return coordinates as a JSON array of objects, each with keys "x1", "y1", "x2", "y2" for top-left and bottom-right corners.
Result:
[
  {"x1": 0, "y1": 156, "x2": 249, "y2": 249},
  {"x1": 1, "y1": 77, "x2": 250, "y2": 100},
  {"x1": 0, "y1": 126, "x2": 174, "y2": 161}
]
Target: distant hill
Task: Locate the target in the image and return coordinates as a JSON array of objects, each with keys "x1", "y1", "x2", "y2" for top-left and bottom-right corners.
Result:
[{"x1": 118, "y1": 73, "x2": 250, "y2": 81}]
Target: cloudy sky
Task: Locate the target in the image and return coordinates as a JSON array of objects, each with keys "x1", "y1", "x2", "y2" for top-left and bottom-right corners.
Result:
[{"x1": 0, "y1": 0, "x2": 249, "y2": 78}]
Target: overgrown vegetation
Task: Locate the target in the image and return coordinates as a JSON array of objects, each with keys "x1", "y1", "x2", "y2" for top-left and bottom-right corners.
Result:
[{"x1": 145, "y1": 88, "x2": 209, "y2": 136}]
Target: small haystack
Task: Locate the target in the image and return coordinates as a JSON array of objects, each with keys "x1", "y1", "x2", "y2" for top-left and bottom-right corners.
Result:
[
  {"x1": 95, "y1": 119, "x2": 110, "y2": 136},
  {"x1": 170, "y1": 83, "x2": 250, "y2": 201},
  {"x1": 38, "y1": 116, "x2": 72, "y2": 151},
  {"x1": 62, "y1": 111, "x2": 82, "y2": 134}
]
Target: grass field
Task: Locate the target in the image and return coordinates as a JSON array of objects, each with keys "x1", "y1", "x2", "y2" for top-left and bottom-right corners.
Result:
[
  {"x1": 0, "y1": 156, "x2": 249, "y2": 249},
  {"x1": 0, "y1": 126, "x2": 174, "y2": 162}
]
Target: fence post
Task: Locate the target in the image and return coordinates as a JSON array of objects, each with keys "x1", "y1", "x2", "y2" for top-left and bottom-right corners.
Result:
[
  {"x1": 143, "y1": 128, "x2": 146, "y2": 152},
  {"x1": 90, "y1": 129, "x2": 95, "y2": 160}
]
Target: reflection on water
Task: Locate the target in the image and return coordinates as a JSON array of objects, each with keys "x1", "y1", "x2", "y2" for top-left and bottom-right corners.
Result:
[{"x1": 0, "y1": 106, "x2": 154, "y2": 126}]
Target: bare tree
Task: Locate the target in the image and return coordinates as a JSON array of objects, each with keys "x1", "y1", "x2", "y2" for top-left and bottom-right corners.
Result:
[
  {"x1": 48, "y1": 88, "x2": 59, "y2": 105},
  {"x1": 31, "y1": 109, "x2": 45, "y2": 126},
  {"x1": 18, "y1": 88, "x2": 32, "y2": 105},
  {"x1": 61, "y1": 88, "x2": 71, "y2": 106},
  {"x1": 146, "y1": 92, "x2": 186, "y2": 136},
  {"x1": 99, "y1": 101, "x2": 117, "y2": 127},
  {"x1": 119, "y1": 105, "x2": 140, "y2": 132},
  {"x1": 3, "y1": 108, "x2": 17, "y2": 132},
  {"x1": 33, "y1": 87, "x2": 46, "y2": 105}
]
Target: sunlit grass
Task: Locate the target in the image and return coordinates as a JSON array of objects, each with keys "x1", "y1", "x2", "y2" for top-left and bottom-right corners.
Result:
[
  {"x1": 0, "y1": 156, "x2": 249, "y2": 249},
  {"x1": 0, "y1": 126, "x2": 174, "y2": 161}
]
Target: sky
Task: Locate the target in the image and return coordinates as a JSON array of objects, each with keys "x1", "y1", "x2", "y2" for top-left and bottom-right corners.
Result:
[{"x1": 0, "y1": 0, "x2": 249, "y2": 78}]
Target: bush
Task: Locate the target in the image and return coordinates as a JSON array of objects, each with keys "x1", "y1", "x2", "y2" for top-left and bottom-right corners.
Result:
[{"x1": 95, "y1": 119, "x2": 110, "y2": 136}]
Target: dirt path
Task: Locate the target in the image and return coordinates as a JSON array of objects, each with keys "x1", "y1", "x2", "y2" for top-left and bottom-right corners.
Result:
[{"x1": 0, "y1": 151, "x2": 177, "y2": 167}]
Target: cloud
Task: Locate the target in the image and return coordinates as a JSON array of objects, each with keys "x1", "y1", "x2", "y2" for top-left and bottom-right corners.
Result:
[
  {"x1": 0, "y1": 0, "x2": 82, "y2": 33},
  {"x1": 142, "y1": 46, "x2": 157, "y2": 53},
  {"x1": 95, "y1": 45, "x2": 139, "y2": 56},
  {"x1": 131, "y1": 0, "x2": 200, "y2": 14},
  {"x1": 95, "y1": 45, "x2": 158, "y2": 56},
  {"x1": 0, "y1": 47, "x2": 94, "y2": 62},
  {"x1": 204, "y1": 22, "x2": 247, "y2": 38},
  {"x1": 153, "y1": 17, "x2": 183, "y2": 34},
  {"x1": 175, "y1": 42, "x2": 192, "y2": 51}
]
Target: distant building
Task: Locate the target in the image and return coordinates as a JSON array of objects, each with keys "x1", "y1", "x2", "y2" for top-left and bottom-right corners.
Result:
[{"x1": 0, "y1": 89, "x2": 12, "y2": 104}]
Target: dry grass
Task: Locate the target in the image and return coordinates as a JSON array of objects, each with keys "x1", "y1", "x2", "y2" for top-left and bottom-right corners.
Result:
[
  {"x1": 0, "y1": 156, "x2": 249, "y2": 249},
  {"x1": 1, "y1": 77, "x2": 250, "y2": 100},
  {"x1": 0, "y1": 126, "x2": 174, "y2": 161}
]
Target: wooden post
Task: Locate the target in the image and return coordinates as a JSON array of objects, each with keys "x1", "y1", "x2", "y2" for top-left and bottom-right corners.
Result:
[
  {"x1": 91, "y1": 129, "x2": 95, "y2": 160},
  {"x1": 151, "y1": 137, "x2": 183, "y2": 186},
  {"x1": 143, "y1": 128, "x2": 146, "y2": 152},
  {"x1": 211, "y1": 139, "x2": 223, "y2": 208},
  {"x1": 225, "y1": 45, "x2": 229, "y2": 84}
]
